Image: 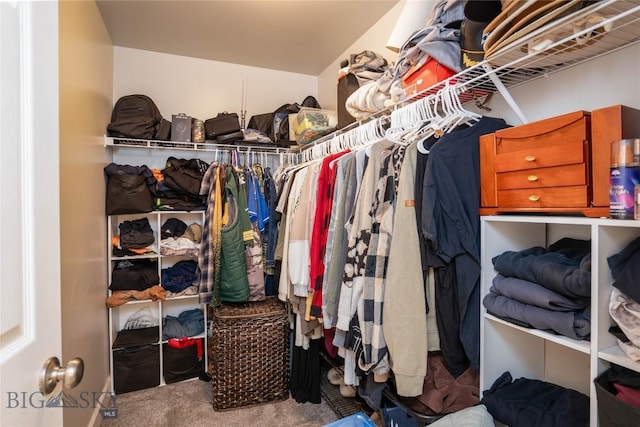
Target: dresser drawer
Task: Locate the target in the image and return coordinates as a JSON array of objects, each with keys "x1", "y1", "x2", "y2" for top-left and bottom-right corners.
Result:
[
  {"x1": 494, "y1": 139, "x2": 586, "y2": 173},
  {"x1": 497, "y1": 163, "x2": 587, "y2": 190},
  {"x1": 494, "y1": 110, "x2": 589, "y2": 154},
  {"x1": 481, "y1": 106, "x2": 640, "y2": 217},
  {"x1": 498, "y1": 186, "x2": 588, "y2": 208}
]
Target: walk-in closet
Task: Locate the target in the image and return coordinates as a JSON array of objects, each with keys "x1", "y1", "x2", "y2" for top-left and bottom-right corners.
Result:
[{"x1": 2, "y1": 1, "x2": 640, "y2": 427}]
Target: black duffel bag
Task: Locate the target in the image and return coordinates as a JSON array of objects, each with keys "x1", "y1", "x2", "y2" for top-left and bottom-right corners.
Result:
[{"x1": 204, "y1": 112, "x2": 242, "y2": 143}]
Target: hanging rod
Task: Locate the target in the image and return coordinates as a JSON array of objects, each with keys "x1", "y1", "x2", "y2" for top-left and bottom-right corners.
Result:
[{"x1": 104, "y1": 136, "x2": 295, "y2": 154}]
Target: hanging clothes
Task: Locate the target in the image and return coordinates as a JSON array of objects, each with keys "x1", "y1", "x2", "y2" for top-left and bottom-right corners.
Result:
[
  {"x1": 384, "y1": 140, "x2": 433, "y2": 397},
  {"x1": 196, "y1": 151, "x2": 289, "y2": 307},
  {"x1": 358, "y1": 143, "x2": 405, "y2": 380},
  {"x1": 279, "y1": 99, "x2": 512, "y2": 405},
  {"x1": 336, "y1": 139, "x2": 396, "y2": 386},
  {"x1": 262, "y1": 167, "x2": 279, "y2": 296},
  {"x1": 245, "y1": 168, "x2": 266, "y2": 301},
  {"x1": 197, "y1": 162, "x2": 221, "y2": 305},
  {"x1": 322, "y1": 153, "x2": 357, "y2": 329},
  {"x1": 287, "y1": 165, "x2": 315, "y2": 300},
  {"x1": 276, "y1": 163, "x2": 308, "y2": 302},
  {"x1": 421, "y1": 116, "x2": 510, "y2": 374},
  {"x1": 309, "y1": 150, "x2": 351, "y2": 319},
  {"x1": 219, "y1": 167, "x2": 251, "y2": 302}
]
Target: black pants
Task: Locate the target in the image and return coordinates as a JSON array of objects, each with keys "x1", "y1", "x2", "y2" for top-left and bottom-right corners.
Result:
[{"x1": 433, "y1": 261, "x2": 470, "y2": 378}]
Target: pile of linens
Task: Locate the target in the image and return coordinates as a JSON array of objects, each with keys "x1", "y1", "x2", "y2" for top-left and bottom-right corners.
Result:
[
  {"x1": 608, "y1": 236, "x2": 640, "y2": 361},
  {"x1": 483, "y1": 237, "x2": 591, "y2": 341}
]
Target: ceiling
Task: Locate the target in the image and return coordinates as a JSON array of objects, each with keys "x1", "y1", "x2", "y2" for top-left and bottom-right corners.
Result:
[{"x1": 96, "y1": 0, "x2": 399, "y2": 76}]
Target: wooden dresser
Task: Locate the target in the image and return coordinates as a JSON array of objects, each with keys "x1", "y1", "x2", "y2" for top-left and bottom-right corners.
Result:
[{"x1": 480, "y1": 105, "x2": 640, "y2": 218}]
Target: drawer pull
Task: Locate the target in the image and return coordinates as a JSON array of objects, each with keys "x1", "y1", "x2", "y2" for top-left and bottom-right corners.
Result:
[
  {"x1": 528, "y1": 195, "x2": 540, "y2": 202},
  {"x1": 524, "y1": 155, "x2": 536, "y2": 162},
  {"x1": 527, "y1": 175, "x2": 538, "y2": 182}
]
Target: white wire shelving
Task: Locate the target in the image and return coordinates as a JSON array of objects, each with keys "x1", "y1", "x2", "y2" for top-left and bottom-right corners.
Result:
[{"x1": 105, "y1": 0, "x2": 640, "y2": 159}]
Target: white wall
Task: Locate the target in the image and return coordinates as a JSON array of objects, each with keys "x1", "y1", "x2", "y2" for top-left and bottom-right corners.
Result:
[
  {"x1": 59, "y1": 1, "x2": 113, "y2": 426},
  {"x1": 482, "y1": 45, "x2": 640, "y2": 125},
  {"x1": 113, "y1": 47, "x2": 318, "y2": 123}
]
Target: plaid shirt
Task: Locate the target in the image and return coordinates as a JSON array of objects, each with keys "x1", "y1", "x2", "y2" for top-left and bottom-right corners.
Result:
[
  {"x1": 360, "y1": 145, "x2": 404, "y2": 375},
  {"x1": 198, "y1": 162, "x2": 220, "y2": 304},
  {"x1": 340, "y1": 141, "x2": 399, "y2": 376}
]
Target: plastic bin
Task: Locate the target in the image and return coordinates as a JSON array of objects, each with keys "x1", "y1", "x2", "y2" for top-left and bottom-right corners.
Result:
[
  {"x1": 162, "y1": 338, "x2": 204, "y2": 384},
  {"x1": 595, "y1": 369, "x2": 640, "y2": 427},
  {"x1": 290, "y1": 107, "x2": 337, "y2": 144},
  {"x1": 112, "y1": 326, "x2": 160, "y2": 394},
  {"x1": 112, "y1": 344, "x2": 160, "y2": 394},
  {"x1": 383, "y1": 406, "x2": 420, "y2": 427},
  {"x1": 323, "y1": 412, "x2": 377, "y2": 427}
]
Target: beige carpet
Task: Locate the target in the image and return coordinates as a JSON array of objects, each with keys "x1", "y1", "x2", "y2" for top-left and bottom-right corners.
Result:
[{"x1": 100, "y1": 379, "x2": 340, "y2": 427}]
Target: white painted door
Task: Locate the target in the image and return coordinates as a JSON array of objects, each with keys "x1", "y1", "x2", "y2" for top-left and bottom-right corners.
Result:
[{"x1": 0, "y1": 2, "x2": 63, "y2": 426}]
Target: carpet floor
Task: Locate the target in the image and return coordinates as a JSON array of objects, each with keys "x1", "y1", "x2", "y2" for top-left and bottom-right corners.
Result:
[{"x1": 100, "y1": 379, "x2": 340, "y2": 427}]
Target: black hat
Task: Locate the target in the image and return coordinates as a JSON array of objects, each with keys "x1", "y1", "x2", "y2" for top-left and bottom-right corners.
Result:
[
  {"x1": 161, "y1": 218, "x2": 187, "y2": 239},
  {"x1": 459, "y1": 0, "x2": 503, "y2": 69}
]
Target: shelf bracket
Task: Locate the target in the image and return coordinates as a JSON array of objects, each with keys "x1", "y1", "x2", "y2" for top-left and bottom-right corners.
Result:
[{"x1": 481, "y1": 62, "x2": 528, "y2": 124}]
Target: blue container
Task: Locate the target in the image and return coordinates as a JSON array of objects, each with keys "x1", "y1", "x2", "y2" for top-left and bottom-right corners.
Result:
[
  {"x1": 383, "y1": 406, "x2": 419, "y2": 427},
  {"x1": 323, "y1": 412, "x2": 377, "y2": 427}
]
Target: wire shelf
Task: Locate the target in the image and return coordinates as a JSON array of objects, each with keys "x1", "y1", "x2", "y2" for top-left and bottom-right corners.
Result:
[
  {"x1": 406, "y1": 0, "x2": 640, "y2": 103},
  {"x1": 300, "y1": 0, "x2": 640, "y2": 154},
  {"x1": 104, "y1": 1, "x2": 640, "y2": 159},
  {"x1": 104, "y1": 136, "x2": 295, "y2": 155}
]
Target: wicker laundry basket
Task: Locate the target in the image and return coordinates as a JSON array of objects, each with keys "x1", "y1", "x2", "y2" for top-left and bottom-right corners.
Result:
[{"x1": 208, "y1": 297, "x2": 290, "y2": 411}]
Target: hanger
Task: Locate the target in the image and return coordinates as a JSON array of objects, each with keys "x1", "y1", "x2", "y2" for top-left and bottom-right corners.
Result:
[
  {"x1": 414, "y1": 92, "x2": 444, "y2": 154},
  {"x1": 441, "y1": 83, "x2": 482, "y2": 132},
  {"x1": 385, "y1": 92, "x2": 440, "y2": 150},
  {"x1": 352, "y1": 117, "x2": 386, "y2": 149},
  {"x1": 386, "y1": 100, "x2": 422, "y2": 145},
  {"x1": 330, "y1": 135, "x2": 341, "y2": 154},
  {"x1": 415, "y1": 83, "x2": 484, "y2": 154}
]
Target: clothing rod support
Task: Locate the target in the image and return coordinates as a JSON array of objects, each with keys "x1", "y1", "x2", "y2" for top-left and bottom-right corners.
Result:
[{"x1": 481, "y1": 63, "x2": 528, "y2": 124}]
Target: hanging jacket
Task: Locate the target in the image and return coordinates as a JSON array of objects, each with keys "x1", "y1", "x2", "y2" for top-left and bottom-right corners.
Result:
[
  {"x1": 263, "y1": 167, "x2": 279, "y2": 269},
  {"x1": 197, "y1": 163, "x2": 220, "y2": 304},
  {"x1": 220, "y1": 167, "x2": 250, "y2": 302},
  {"x1": 359, "y1": 144, "x2": 403, "y2": 379},
  {"x1": 384, "y1": 141, "x2": 430, "y2": 397}
]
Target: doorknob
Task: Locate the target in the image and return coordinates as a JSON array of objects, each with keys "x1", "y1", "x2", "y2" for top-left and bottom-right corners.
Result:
[{"x1": 39, "y1": 357, "x2": 84, "y2": 395}]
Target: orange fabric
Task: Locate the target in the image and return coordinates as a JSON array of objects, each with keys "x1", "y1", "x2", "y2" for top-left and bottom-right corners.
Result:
[
  {"x1": 106, "y1": 285, "x2": 167, "y2": 308},
  {"x1": 152, "y1": 168, "x2": 163, "y2": 182},
  {"x1": 111, "y1": 235, "x2": 152, "y2": 255}
]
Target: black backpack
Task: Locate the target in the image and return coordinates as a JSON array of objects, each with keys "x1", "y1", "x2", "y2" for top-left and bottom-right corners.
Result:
[{"x1": 107, "y1": 94, "x2": 171, "y2": 140}]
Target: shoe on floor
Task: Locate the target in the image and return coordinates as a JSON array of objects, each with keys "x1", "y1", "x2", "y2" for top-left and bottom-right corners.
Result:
[
  {"x1": 339, "y1": 380, "x2": 356, "y2": 398},
  {"x1": 369, "y1": 412, "x2": 382, "y2": 423},
  {"x1": 327, "y1": 367, "x2": 342, "y2": 386}
]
